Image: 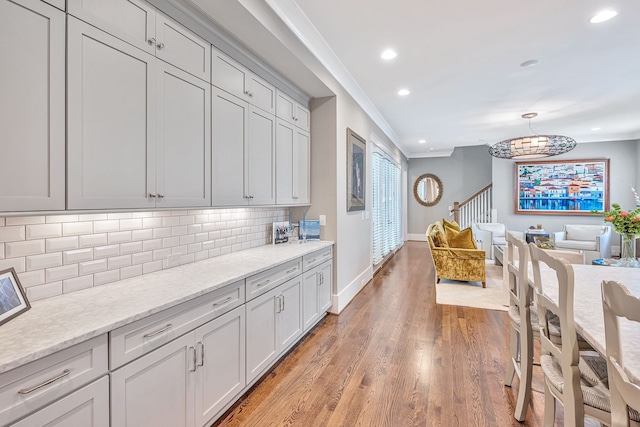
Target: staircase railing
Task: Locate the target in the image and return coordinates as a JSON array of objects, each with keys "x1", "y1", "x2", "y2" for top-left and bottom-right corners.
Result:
[{"x1": 452, "y1": 184, "x2": 492, "y2": 229}]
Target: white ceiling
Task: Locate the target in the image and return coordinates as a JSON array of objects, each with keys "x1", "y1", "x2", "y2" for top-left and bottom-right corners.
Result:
[{"x1": 187, "y1": 0, "x2": 640, "y2": 158}]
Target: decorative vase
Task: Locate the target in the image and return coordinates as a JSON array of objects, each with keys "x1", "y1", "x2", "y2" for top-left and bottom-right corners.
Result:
[{"x1": 616, "y1": 233, "x2": 639, "y2": 268}]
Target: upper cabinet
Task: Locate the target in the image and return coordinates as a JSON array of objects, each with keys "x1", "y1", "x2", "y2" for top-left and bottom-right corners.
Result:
[
  {"x1": 0, "y1": 0, "x2": 65, "y2": 212},
  {"x1": 275, "y1": 120, "x2": 310, "y2": 205},
  {"x1": 276, "y1": 90, "x2": 310, "y2": 132},
  {"x1": 68, "y1": 0, "x2": 210, "y2": 82},
  {"x1": 67, "y1": 18, "x2": 211, "y2": 209},
  {"x1": 212, "y1": 47, "x2": 276, "y2": 115}
]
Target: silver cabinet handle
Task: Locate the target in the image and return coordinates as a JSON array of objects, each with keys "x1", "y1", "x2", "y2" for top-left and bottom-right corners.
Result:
[
  {"x1": 292, "y1": 196, "x2": 299, "y2": 199},
  {"x1": 147, "y1": 37, "x2": 156, "y2": 46},
  {"x1": 321, "y1": 272, "x2": 324, "y2": 284},
  {"x1": 157, "y1": 42, "x2": 165, "y2": 50},
  {"x1": 197, "y1": 342, "x2": 205, "y2": 367},
  {"x1": 322, "y1": 252, "x2": 331, "y2": 257},
  {"x1": 213, "y1": 296, "x2": 232, "y2": 307},
  {"x1": 316, "y1": 272, "x2": 321, "y2": 286},
  {"x1": 286, "y1": 267, "x2": 297, "y2": 274},
  {"x1": 256, "y1": 279, "x2": 270, "y2": 288},
  {"x1": 157, "y1": 193, "x2": 164, "y2": 198},
  {"x1": 243, "y1": 195, "x2": 250, "y2": 199},
  {"x1": 307, "y1": 258, "x2": 316, "y2": 264},
  {"x1": 189, "y1": 347, "x2": 197, "y2": 372},
  {"x1": 18, "y1": 369, "x2": 70, "y2": 394},
  {"x1": 249, "y1": 195, "x2": 254, "y2": 199},
  {"x1": 148, "y1": 192, "x2": 157, "y2": 198},
  {"x1": 275, "y1": 296, "x2": 281, "y2": 313},
  {"x1": 281, "y1": 294, "x2": 285, "y2": 311},
  {"x1": 143, "y1": 323, "x2": 172, "y2": 338}
]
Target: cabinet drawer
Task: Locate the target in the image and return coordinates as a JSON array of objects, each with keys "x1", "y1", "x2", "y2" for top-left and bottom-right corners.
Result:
[
  {"x1": 110, "y1": 281, "x2": 244, "y2": 369},
  {"x1": 0, "y1": 335, "x2": 108, "y2": 426},
  {"x1": 246, "y1": 258, "x2": 301, "y2": 301},
  {"x1": 303, "y1": 247, "x2": 333, "y2": 271}
]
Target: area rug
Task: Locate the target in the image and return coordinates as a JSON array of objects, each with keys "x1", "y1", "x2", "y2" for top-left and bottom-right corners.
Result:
[{"x1": 435, "y1": 262, "x2": 508, "y2": 311}]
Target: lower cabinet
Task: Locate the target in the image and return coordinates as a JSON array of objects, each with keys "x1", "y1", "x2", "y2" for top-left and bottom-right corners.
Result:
[
  {"x1": 111, "y1": 306, "x2": 246, "y2": 427},
  {"x1": 11, "y1": 376, "x2": 109, "y2": 427},
  {"x1": 302, "y1": 259, "x2": 333, "y2": 331},
  {"x1": 245, "y1": 276, "x2": 302, "y2": 384}
]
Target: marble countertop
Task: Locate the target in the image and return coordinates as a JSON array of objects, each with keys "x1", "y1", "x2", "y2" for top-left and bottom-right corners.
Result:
[{"x1": 0, "y1": 241, "x2": 333, "y2": 374}]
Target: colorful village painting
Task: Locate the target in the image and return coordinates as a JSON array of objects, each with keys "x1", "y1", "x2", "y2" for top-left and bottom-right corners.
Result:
[{"x1": 515, "y1": 159, "x2": 608, "y2": 215}]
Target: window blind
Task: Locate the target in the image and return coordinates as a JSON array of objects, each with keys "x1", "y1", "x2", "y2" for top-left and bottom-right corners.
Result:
[{"x1": 372, "y1": 151, "x2": 402, "y2": 265}]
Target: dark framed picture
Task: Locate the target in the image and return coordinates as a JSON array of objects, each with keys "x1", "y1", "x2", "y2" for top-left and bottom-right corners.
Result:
[
  {"x1": 347, "y1": 128, "x2": 366, "y2": 212},
  {"x1": 0, "y1": 268, "x2": 30, "y2": 326},
  {"x1": 515, "y1": 158, "x2": 609, "y2": 215}
]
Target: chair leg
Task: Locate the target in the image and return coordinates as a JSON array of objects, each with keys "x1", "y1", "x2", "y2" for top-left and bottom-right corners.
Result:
[
  {"x1": 543, "y1": 382, "x2": 556, "y2": 427},
  {"x1": 514, "y1": 329, "x2": 534, "y2": 422},
  {"x1": 504, "y1": 326, "x2": 518, "y2": 387},
  {"x1": 482, "y1": 281, "x2": 486, "y2": 288},
  {"x1": 437, "y1": 278, "x2": 440, "y2": 283}
]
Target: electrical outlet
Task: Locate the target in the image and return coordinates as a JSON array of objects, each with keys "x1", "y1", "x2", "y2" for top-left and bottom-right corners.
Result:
[{"x1": 365, "y1": 211, "x2": 370, "y2": 220}]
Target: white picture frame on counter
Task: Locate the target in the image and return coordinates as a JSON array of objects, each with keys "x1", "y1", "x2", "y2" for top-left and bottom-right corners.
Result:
[{"x1": 0, "y1": 268, "x2": 30, "y2": 326}]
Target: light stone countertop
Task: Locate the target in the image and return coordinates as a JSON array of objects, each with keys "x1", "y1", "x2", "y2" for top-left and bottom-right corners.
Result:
[{"x1": 0, "y1": 241, "x2": 333, "y2": 374}]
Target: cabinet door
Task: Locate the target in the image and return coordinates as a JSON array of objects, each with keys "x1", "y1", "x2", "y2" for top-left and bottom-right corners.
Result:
[
  {"x1": 155, "y1": 12, "x2": 210, "y2": 82},
  {"x1": 211, "y1": 47, "x2": 250, "y2": 101},
  {"x1": 67, "y1": 17, "x2": 156, "y2": 210},
  {"x1": 293, "y1": 129, "x2": 310, "y2": 204},
  {"x1": 245, "y1": 288, "x2": 278, "y2": 383},
  {"x1": 11, "y1": 376, "x2": 109, "y2": 427},
  {"x1": 194, "y1": 306, "x2": 245, "y2": 426},
  {"x1": 67, "y1": 0, "x2": 156, "y2": 55},
  {"x1": 248, "y1": 74, "x2": 276, "y2": 114},
  {"x1": 277, "y1": 277, "x2": 302, "y2": 352},
  {"x1": 318, "y1": 260, "x2": 333, "y2": 313},
  {"x1": 0, "y1": 0, "x2": 65, "y2": 212},
  {"x1": 212, "y1": 88, "x2": 249, "y2": 206},
  {"x1": 275, "y1": 119, "x2": 295, "y2": 205},
  {"x1": 247, "y1": 107, "x2": 275, "y2": 205},
  {"x1": 302, "y1": 269, "x2": 319, "y2": 331},
  {"x1": 111, "y1": 333, "x2": 195, "y2": 427},
  {"x1": 294, "y1": 104, "x2": 311, "y2": 131},
  {"x1": 156, "y1": 62, "x2": 211, "y2": 208},
  {"x1": 275, "y1": 91, "x2": 296, "y2": 126}
]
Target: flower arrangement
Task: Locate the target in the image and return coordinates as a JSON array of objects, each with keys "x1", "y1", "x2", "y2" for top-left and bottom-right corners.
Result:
[{"x1": 594, "y1": 188, "x2": 640, "y2": 235}]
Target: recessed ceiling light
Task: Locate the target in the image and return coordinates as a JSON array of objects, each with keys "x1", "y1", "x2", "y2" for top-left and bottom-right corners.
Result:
[
  {"x1": 520, "y1": 59, "x2": 540, "y2": 68},
  {"x1": 418, "y1": 139, "x2": 426, "y2": 144},
  {"x1": 429, "y1": 147, "x2": 434, "y2": 151},
  {"x1": 590, "y1": 10, "x2": 618, "y2": 24},
  {"x1": 591, "y1": 127, "x2": 601, "y2": 131},
  {"x1": 397, "y1": 89, "x2": 410, "y2": 96},
  {"x1": 380, "y1": 49, "x2": 397, "y2": 60}
]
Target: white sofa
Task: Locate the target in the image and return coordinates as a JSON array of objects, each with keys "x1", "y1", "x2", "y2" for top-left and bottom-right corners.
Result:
[
  {"x1": 472, "y1": 222, "x2": 507, "y2": 260},
  {"x1": 552, "y1": 224, "x2": 612, "y2": 264}
]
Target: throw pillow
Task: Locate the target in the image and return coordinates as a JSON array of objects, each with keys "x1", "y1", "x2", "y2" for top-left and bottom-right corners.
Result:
[
  {"x1": 433, "y1": 229, "x2": 449, "y2": 248},
  {"x1": 446, "y1": 227, "x2": 477, "y2": 249},
  {"x1": 442, "y1": 218, "x2": 460, "y2": 232}
]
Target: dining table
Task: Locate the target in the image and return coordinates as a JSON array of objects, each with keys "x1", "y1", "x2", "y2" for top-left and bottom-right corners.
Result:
[{"x1": 528, "y1": 263, "x2": 640, "y2": 382}]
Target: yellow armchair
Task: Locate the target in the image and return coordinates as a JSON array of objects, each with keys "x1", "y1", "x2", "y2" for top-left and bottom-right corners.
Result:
[{"x1": 427, "y1": 222, "x2": 486, "y2": 287}]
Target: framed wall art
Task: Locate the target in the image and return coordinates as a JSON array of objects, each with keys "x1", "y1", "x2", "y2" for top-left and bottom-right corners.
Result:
[
  {"x1": 347, "y1": 128, "x2": 366, "y2": 212},
  {"x1": 515, "y1": 158, "x2": 609, "y2": 215},
  {"x1": 0, "y1": 268, "x2": 30, "y2": 326}
]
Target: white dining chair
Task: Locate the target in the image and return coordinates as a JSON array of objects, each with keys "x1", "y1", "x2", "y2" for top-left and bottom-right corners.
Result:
[
  {"x1": 529, "y1": 243, "x2": 611, "y2": 427},
  {"x1": 504, "y1": 232, "x2": 538, "y2": 421},
  {"x1": 601, "y1": 280, "x2": 640, "y2": 427}
]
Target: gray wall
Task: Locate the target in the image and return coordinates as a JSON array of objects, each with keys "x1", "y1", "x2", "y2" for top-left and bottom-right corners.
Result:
[
  {"x1": 492, "y1": 139, "x2": 639, "y2": 238},
  {"x1": 407, "y1": 145, "x2": 492, "y2": 236}
]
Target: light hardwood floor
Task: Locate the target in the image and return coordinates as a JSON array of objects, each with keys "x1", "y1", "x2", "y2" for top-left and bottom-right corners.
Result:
[{"x1": 212, "y1": 241, "x2": 564, "y2": 426}]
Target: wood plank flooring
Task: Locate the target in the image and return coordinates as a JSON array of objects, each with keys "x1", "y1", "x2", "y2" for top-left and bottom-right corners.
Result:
[{"x1": 212, "y1": 241, "x2": 563, "y2": 426}]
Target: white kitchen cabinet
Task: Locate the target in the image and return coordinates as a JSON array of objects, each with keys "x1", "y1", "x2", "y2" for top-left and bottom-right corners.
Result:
[
  {"x1": 194, "y1": 306, "x2": 245, "y2": 426},
  {"x1": 212, "y1": 47, "x2": 276, "y2": 114},
  {"x1": 276, "y1": 119, "x2": 310, "y2": 205},
  {"x1": 68, "y1": 18, "x2": 211, "y2": 210},
  {"x1": 245, "y1": 277, "x2": 302, "y2": 383},
  {"x1": 276, "y1": 90, "x2": 310, "y2": 131},
  {"x1": 68, "y1": 0, "x2": 210, "y2": 82},
  {"x1": 11, "y1": 376, "x2": 109, "y2": 427},
  {"x1": 111, "y1": 333, "x2": 196, "y2": 427},
  {"x1": 302, "y1": 259, "x2": 333, "y2": 331},
  {"x1": 0, "y1": 0, "x2": 65, "y2": 212},
  {"x1": 212, "y1": 89, "x2": 275, "y2": 206},
  {"x1": 41, "y1": 0, "x2": 65, "y2": 10},
  {"x1": 155, "y1": 61, "x2": 211, "y2": 207}
]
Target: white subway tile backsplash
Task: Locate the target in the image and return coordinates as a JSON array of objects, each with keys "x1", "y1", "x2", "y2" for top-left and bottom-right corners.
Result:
[
  {"x1": 63, "y1": 275, "x2": 93, "y2": 293},
  {"x1": 25, "y1": 224, "x2": 62, "y2": 240},
  {"x1": 0, "y1": 207, "x2": 287, "y2": 300},
  {"x1": 6, "y1": 240, "x2": 45, "y2": 258},
  {"x1": 26, "y1": 253, "x2": 62, "y2": 271},
  {"x1": 46, "y1": 236, "x2": 79, "y2": 252},
  {"x1": 79, "y1": 259, "x2": 107, "y2": 275},
  {"x1": 46, "y1": 264, "x2": 78, "y2": 282}
]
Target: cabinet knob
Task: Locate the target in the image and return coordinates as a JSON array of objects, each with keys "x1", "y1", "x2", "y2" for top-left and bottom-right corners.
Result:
[
  {"x1": 157, "y1": 193, "x2": 165, "y2": 198},
  {"x1": 157, "y1": 42, "x2": 165, "y2": 50},
  {"x1": 147, "y1": 37, "x2": 156, "y2": 46},
  {"x1": 292, "y1": 196, "x2": 299, "y2": 199},
  {"x1": 148, "y1": 192, "x2": 157, "y2": 198},
  {"x1": 249, "y1": 92, "x2": 254, "y2": 97}
]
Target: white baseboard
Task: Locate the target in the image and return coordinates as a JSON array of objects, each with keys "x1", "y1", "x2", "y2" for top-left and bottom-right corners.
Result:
[
  {"x1": 406, "y1": 233, "x2": 427, "y2": 241},
  {"x1": 328, "y1": 265, "x2": 373, "y2": 314}
]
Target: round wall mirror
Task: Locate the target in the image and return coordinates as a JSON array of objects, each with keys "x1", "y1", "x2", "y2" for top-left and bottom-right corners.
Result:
[{"x1": 414, "y1": 174, "x2": 443, "y2": 207}]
